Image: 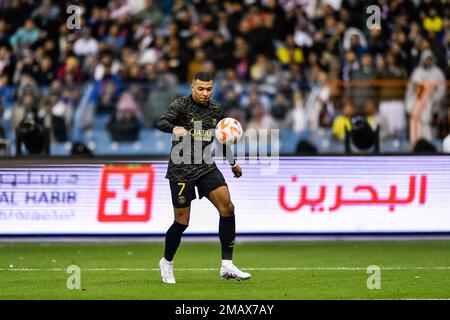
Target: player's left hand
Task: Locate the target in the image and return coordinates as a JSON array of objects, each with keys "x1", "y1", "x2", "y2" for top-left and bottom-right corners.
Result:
[{"x1": 231, "y1": 165, "x2": 242, "y2": 178}]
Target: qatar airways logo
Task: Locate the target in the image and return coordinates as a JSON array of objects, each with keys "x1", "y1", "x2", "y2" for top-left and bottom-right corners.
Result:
[
  {"x1": 279, "y1": 175, "x2": 427, "y2": 213},
  {"x1": 171, "y1": 120, "x2": 280, "y2": 175},
  {"x1": 98, "y1": 165, "x2": 155, "y2": 222}
]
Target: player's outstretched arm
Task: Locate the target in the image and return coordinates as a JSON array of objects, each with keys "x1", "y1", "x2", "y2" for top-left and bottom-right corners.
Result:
[
  {"x1": 157, "y1": 117, "x2": 187, "y2": 138},
  {"x1": 222, "y1": 142, "x2": 242, "y2": 178},
  {"x1": 223, "y1": 143, "x2": 235, "y2": 166},
  {"x1": 156, "y1": 114, "x2": 176, "y2": 133},
  {"x1": 156, "y1": 99, "x2": 182, "y2": 133}
]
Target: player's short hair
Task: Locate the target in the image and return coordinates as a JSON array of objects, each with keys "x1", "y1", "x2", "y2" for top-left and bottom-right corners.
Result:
[{"x1": 192, "y1": 72, "x2": 213, "y2": 83}]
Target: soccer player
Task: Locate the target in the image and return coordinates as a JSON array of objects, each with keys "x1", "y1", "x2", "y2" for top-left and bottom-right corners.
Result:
[{"x1": 156, "y1": 72, "x2": 251, "y2": 284}]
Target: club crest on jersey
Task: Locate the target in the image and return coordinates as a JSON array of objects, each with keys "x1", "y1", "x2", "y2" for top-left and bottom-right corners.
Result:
[{"x1": 178, "y1": 196, "x2": 186, "y2": 205}]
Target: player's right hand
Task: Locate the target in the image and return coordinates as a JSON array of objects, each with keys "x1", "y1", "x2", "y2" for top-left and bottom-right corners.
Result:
[
  {"x1": 232, "y1": 164, "x2": 242, "y2": 178},
  {"x1": 172, "y1": 126, "x2": 187, "y2": 138}
]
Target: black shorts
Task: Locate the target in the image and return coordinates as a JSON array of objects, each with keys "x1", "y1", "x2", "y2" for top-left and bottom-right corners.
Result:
[{"x1": 169, "y1": 168, "x2": 227, "y2": 208}]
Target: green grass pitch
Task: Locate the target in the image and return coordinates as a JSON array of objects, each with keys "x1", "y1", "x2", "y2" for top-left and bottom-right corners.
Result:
[{"x1": 0, "y1": 240, "x2": 448, "y2": 299}]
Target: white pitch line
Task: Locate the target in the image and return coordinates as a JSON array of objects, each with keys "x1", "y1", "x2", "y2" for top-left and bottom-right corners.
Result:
[{"x1": 0, "y1": 267, "x2": 449, "y2": 272}]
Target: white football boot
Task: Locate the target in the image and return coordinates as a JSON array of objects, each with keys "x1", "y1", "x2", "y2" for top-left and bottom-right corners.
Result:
[
  {"x1": 159, "y1": 257, "x2": 176, "y2": 284},
  {"x1": 220, "y1": 261, "x2": 251, "y2": 281}
]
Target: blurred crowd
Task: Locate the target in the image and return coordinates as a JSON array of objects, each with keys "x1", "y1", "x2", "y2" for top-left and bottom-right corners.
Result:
[{"x1": 0, "y1": 0, "x2": 449, "y2": 155}]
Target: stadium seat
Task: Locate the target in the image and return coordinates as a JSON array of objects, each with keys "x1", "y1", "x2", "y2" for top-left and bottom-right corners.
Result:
[
  {"x1": 380, "y1": 139, "x2": 403, "y2": 153},
  {"x1": 50, "y1": 142, "x2": 71, "y2": 156},
  {"x1": 279, "y1": 129, "x2": 301, "y2": 154},
  {"x1": 432, "y1": 139, "x2": 443, "y2": 152},
  {"x1": 89, "y1": 129, "x2": 112, "y2": 155},
  {"x1": 93, "y1": 114, "x2": 111, "y2": 129},
  {"x1": 140, "y1": 129, "x2": 172, "y2": 155},
  {"x1": 178, "y1": 84, "x2": 192, "y2": 97},
  {"x1": 313, "y1": 128, "x2": 345, "y2": 153}
]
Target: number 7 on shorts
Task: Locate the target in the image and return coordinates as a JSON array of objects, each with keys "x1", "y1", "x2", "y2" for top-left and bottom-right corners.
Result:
[{"x1": 177, "y1": 182, "x2": 186, "y2": 196}]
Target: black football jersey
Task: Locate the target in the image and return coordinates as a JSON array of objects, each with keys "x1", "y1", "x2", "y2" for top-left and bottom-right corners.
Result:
[{"x1": 157, "y1": 95, "x2": 229, "y2": 182}]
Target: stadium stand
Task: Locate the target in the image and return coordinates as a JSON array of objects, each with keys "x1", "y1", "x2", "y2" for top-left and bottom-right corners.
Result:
[{"x1": 0, "y1": 0, "x2": 448, "y2": 156}]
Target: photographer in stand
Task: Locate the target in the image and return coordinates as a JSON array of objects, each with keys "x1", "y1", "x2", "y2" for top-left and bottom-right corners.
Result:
[
  {"x1": 15, "y1": 109, "x2": 50, "y2": 156},
  {"x1": 344, "y1": 115, "x2": 380, "y2": 154}
]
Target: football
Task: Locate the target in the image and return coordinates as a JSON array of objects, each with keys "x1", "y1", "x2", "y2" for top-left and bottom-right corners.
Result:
[{"x1": 215, "y1": 117, "x2": 243, "y2": 145}]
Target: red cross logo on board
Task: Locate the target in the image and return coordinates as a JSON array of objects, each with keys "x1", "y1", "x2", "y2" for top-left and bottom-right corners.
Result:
[{"x1": 98, "y1": 165, "x2": 155, "y2": 222}]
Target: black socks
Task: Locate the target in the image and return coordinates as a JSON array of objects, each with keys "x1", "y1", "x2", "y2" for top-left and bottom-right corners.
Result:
[
  {"x1": 219, "y1": 215, "x2": 236, "y2": 260},
  {"x1": 164, "y1": 221, "x2": 188, "y2": 261},
  {"x1": 164, "y1": 217, "x2": 235, "y2": 261}
]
